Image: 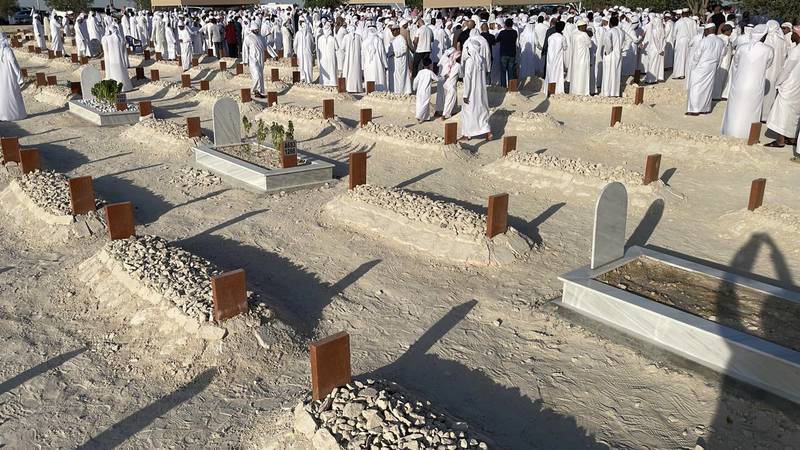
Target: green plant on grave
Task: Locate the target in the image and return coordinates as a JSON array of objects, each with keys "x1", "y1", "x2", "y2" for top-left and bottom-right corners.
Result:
[
  {"x1": 268, "y1": 121, "x2": 285, "y2": 148},
  {"x1": 242, "y1": 116, "x2": 252, "y2": 138},
  {"x1": 286, "y1": 120, "x2": 295, "y2": 142},
  {"x1": 256, "y1": 119, "x2": 269, "y2": 147},
  {"x1": 90, "y1": 80, "x2": 123, "y2": 106}
]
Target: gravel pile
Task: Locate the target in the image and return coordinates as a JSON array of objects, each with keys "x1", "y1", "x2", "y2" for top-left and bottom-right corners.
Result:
[
  {"x1": 79, "y1": 99, "x2": 138, "y2": 113},
  {"x1": 622, "y1": 83, "x2": 684, "y2": 104},
  {"x1": 148, "y1": 80, "x2": 181, "y2": 90},
  {"x1": 41, "y1": 84, "x2": 74, "y2": 97},
  {"x1": 507, "y1": 151, "x2": 642, "y2": 185},
  {"x1": 551, "y1": 94, "x2": 634, "y2": 105},
  {"x1": 105, "y1": 235, "x2": 222, "y2": 321},
  {"x1": 361, "y1": 122, "x2": 444, "y2": 145},
  {"x1": 752, "y1": 206, "x2": 800, "y2": 233},
  {"x1": 170, "y1": 167, "x2": 222, "y2": 188},
  {"x1": 349, "y1": 185, "x2": 485, "y2": 238},
  {"x1": 196, "y1": 89, "x2": 239, "y2": 102},
  {"x1": 266, "y1": 103, "x2": 325, "y2": 120},
  {"x1": 297, "y1": 378, "x2": 489, "y2": 449},
  {"x1": 294, "y1": 82, "x2": 338, "y2": 94},
  {"x1": 137, "y1": 117, "x2": 190, "y2": 140},
  {"x1": 16, "y1": 170, "x2": 72, "y2": 216}
]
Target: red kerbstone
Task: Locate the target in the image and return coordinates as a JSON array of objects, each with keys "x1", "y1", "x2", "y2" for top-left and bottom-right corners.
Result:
[{"x1": 310, "y1": 331, "x2": 351, "y2": 401}]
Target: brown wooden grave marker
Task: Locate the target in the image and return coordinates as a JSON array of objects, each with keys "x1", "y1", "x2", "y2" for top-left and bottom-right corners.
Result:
[
  {"x1": 610, "y1": 106, "x2": 623, "y2": 127},
  {"x1": 486, "y1": 193, "x2": 509, "y2": 238},
  {"x1": 1, "y1": 137, "x2": 20, "y2": 163},
  {"x1": 19, "y1": 148, "x2": 40, "y2": 174},
  {"x1": 200, "y1": 80, "x2": 210, "y2": 91},
  {"x1": 507, "y1": 79, "x2": 518, "y2": 92},
  {"x1": 366, "y1": 80, "x2": 375, "y2": 94},
  {"x1": 138, "y1": 100, "x2": 152, "y2": 117},
  {"x1": 310, "y1": 331, "x2": 351, "y2": 401},
  {"x1": 135, "y1": 67, "x2": 145, "y2": 80},
  {"x1": 359, "y1": 108, "x2": 372, "y2": 127},
  {"x1": 187, "y1": 117, "x2": 201, "y2": 138},
  {"x1": 337, "y1": 77, "x2": 346, "y2": 93},
  {"x1": 104, "y1": 202, "x2": 135, "y2": 240},
  {"x1": 47, "y1": 75, "x2": 57, "y2": 86},
  {"x1": 747, "y1": 123, "x2": 762, "y2": 146},
  {"x1": 444, "y1": 122, "x2": 458, "y2": 145},
  {"x1": 349, "y1": 152, "x2": 367, "y2": 189},
  {"x1": 643, "y1": 154, "x2": 662, "y2": 185},
  {"x1": 502, "y1": 136, "x2": 517, "y2": 156},
  {"x1": 181, "y1": 73, "x2": 191, "y2": 88},
  {"x1": 219, "y1": 61, "x2": 227, "y2": 71},
  {"x1": 270, "y1": 68, "x2": 279, "y2": 82},
  {"x1": 322, "y1": 99, "x2": 334, "y2": 119},
  {"x1": 634, "y1": 86, "x2": 645, "y2": 105},
  {"x1": 267, "y1": 91, "x2": 278, "y2": 106},
  {"x1": 68, "y1": 176, "x2": 95, "y2": 215},
  {"x1": 150, "y1": 69, "x2": 160, "y2": 81},
  {"x1": 235, "y1": 63, "x2": 243, "y2": 75},
  {"x1": 212, "y1": 269, "x2": 249, "y2": 322},
  {"x1": 547, "y1": 82, "x2": 556, "y2": 97},
  {"x1": 240, "y1": 88, "x2": 251, "y2": 103},
  {"x1": 70, "y1": 81, "x2": 81, "y2": 95},
  {"x1": 747, "y1": 178, "x2": 766, "y2": 211},
  {"x1": 35, "y1": 72, "x2": 46, "y2": 87},
  {"x1": 292, "y1": 70, "x2": 300, "y2": 83}
]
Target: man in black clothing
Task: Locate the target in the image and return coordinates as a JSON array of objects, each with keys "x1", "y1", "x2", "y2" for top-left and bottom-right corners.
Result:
[
  {"x1": 456, "y1": 19, "x2": 473, "y2": 53},
  {"x1": 496, "y1": 18, "x2": 518, "y2": 87},
  {"x1": 709, "y1": 4, "x2": 725, "y2": 31},
  {"x1": 479, "y1": 22, "x2": 496, "y2": 81}
]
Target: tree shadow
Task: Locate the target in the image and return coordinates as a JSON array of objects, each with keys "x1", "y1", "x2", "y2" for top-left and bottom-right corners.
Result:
[
  {"x1": 366, "y1": 301, "x2": 607, "y2": 449},
  {"x1": 625, "y1": 199, "x2": 664, "y2": 248},
  {"x1": 94, "y1": 172, "x2": 173, "y2": 225},
  {"x1": 395, "y1": 168, "x2": 442, "y2": 189},
  {"x1": 707, "y1": 233, "x2": 800, "y2": 448},
  {"x1": 0, "y1": 347, "x2": 87, "y2": 396},
  {"x1": 75, "y1": 368, "x2": 217, "y2": 450},
  {"x1": 175, "y1": 211, "x2": 380, "y2": 336}
]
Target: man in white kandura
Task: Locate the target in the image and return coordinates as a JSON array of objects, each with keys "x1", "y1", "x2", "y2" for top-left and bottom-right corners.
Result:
[
  {"x1": 545, "y1": 21, "x2": 567, "y2": 95},
  {"x1": 316, "y1": 24, "x2": 337, "y2": 87},
  {"x1": 569, "y1": 20, "x2": 593, "y2": 96},
  {"x1": 362, "y1": 25, "x2": 387, "y2": 92},
  {"x1": 243, "y1": 22, "x2": 267, "y2": 99},
  {"x1": 721, "y1": 25, "x2": 774, "y2": 139},
  {"x1": 342, "y1": 26, "x2": 363, "y2": 93},
  {"x1": 686, "y1": 24, "x2": 724, "y2": 116},
  {"x1": 601, "y1": 16, "x2": 624, "y2": 97},
  {"x1": 294, "y1": 19, "x2": 314, "y2": 83},
  {"x1": 764, "y1": 26, "x2": 800, "y2": 149},
  {"x1": 0, "y1": 33, "x2": 26, "y2": 121},
  {"x1": 178, "y1": 21, "x2": 194, "y2": 71},
  {"x1": 101, "y1": 25, "x2": 133, "y2": 92},
  {"x1": 388, "y1": 24, "x2": 411, "y2": 94},
  {"x1": 460, "y1": 39, "x2": 491, "y2": 141}
]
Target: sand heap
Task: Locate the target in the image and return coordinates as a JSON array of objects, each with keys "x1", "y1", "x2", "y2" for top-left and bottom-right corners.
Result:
[
  {"x1": 610, "y1": 123, "x2": 745, "y2": 148},
  {"x1": 324, "y1": 185, "x2": 532, "y2": 266},
  {"x1": 623, "y1": 82, "x2": 686, "y2": 105},
  {"x1": 104, "y1": 235, "x2": 222, "y2": 322},
  {"x1": 29, "y1": 84, "x2": 75, "y2": 106},
  {"x1": 291, "y1": 82, "x2": 356, "y2": 101},
  {"x1": 170, "y1": 167, "x2": 222, "y2": 189},
  {"x1": 507, "y1": 152, "x2": 642, "y2": 185},
  {"x1": 504, "y1": 110, "x2": 563, "y2": 131},
  {"x1": 16, "y1": 170, "x2": 73, "y2": 216},
  {"x1": 361, "y1": 91, "x2": 416, "y2": 106},
  {"x1": 550, "y1": 93, "x2": 635, "y2": 105},
  {"x1": 293, "y1": 379, "x2": 490, "y2": 450},
  {"x1": 353, "y1": 121, "x2": 455, "y2": 154}
]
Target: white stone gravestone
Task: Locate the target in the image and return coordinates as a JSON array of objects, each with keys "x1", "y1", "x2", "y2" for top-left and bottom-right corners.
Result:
[
  {"x1": 212, "y1": 97, "x2": 242, "y2": 147},
  {"x1": 591, "y1": 182, "x2": 628, "y2": 269},
  {"x1": 80, "y1": 66, "x2": 102, "y2": 102}
]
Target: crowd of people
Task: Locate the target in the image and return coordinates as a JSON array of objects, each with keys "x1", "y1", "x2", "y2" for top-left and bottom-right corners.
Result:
[{"x1": 1, "y1": 3, "x2": 798, "y2": 148}]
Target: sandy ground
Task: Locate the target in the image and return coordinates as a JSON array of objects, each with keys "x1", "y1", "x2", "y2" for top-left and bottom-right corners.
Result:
[{"x1": 2, "y1": 39, "x2": 800, "y2": 450}]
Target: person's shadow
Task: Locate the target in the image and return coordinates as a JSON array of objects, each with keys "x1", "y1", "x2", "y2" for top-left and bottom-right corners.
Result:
[
  {"x1": 368, "y1": 300, "x2": 607, "y2": 449},
  {"x1": 705, "y1": 233, "x2": 800, "y2": 449}
]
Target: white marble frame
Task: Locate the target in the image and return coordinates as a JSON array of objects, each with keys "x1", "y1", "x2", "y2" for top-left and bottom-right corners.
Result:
[
  {"x1": 67, "y1": 100, "x2": 140, "y2": 127},
  {"x1": 193, "y1": 143, "x2": 334, "y2": 194},
  {"x1": 557, "y1": 245, "x2": 800, "y2": 405}
]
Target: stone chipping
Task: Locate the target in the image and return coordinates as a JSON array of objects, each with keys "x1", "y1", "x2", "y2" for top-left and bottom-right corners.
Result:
[
  {"x1": 506, "y1": 151, "x2": 643, "y2": 185},
  {"x1": 296, "y1": 378, "x2": 490, "y2": 449},
  {"x1": 551, "y1": 93, "x2": 634, "y2": 105},
  {"x1": 264, "y1": 103, "x2": 325, "y2": 121},
  {"x1": 348, "y1": 185, "x2": 485, "y2": 238},
  {"x1": 611, "y1": 123, "x2": 743, "y2": 146},
  {"x1": 78, "y1": 99, "x2": 139, "y2": 113},
  {"x1": 365, "y1": 91, "x2": 416, "y2": 103},
  {"x1": 506, "y1": 111, "x2": 562, "y2": 130},
  {"x1": 136, "y1": 117, "x2": 191, "y2": 140},
  {"x1": 104, "y1": 235, "x2": 223, "y2": 321},
  {"x1": 16, "y1": 170, "x2": 72, "y2": 216},
  {"x1": 170, "y1": 167, "x2": 222, "y2": 188}
]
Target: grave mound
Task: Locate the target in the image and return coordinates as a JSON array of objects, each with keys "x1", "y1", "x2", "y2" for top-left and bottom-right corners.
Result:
[
  {"x1": 256, "y1": 103, "x2": 348, "y2": 138},
  {"x1": 290, "y1": 378, "x2": 491, "y2": 449},
  {"x1": 483, "y1": 152, "x2": 655, "y2": 199},
  {"x1": 323, "y1": 185, "x2": 532, "y2": 266},
  {"x1": 500, "y1": 110, "x2": 563, "y2": 132},
  {"x1": 0, "y1": 172, "x2": 105, "y2": 240},
  {"x1": 350, "y1": 122, "x2": 468, "y2": 159},
  {"x1": 79, "y1": 235, "x2": 233, "y2": 340},
  {"x1": 291, "y1": 82, "x2": 356, "y2": 101},
  {"x1": 122, "y1": 117, "x2": 209, "y2": 151},
  {"x1": 26, "y1": 84, "x2": 75, "y2": 106}
]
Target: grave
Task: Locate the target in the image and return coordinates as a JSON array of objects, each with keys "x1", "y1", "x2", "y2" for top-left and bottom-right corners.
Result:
[
  {"x1": 557, "y1": 182, "x2": 800, "y2": 405},
  {"x1": 67, "y1": 66, "x2": 139, "y2": 126},
  {"x1": 193, "y1": 98, "x2": 333, "y2": 194}
]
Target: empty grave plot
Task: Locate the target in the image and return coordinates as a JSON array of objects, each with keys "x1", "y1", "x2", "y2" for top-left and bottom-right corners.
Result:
[
  {"x1": 357, "y1": 91, "x2": 415, "y2": 110},
  {"x1": 352, "y1": 122, "x2": 464, "y2": 156},
  {"x1": 122, "y1": 117, "x2": 208, "y2": 152},
  {"x1": 139, "y1": 79, "x2": 194, "y2": 97},
  {"x1": 483, "y1": 151, "x2": 653, "y2": 197},
  {"x1": 25, "y1": 82, "x2": 76, "y2": 107},
  {"x1": 79, "y1": 235, "x2": 230, "y2": 340},
  {"x1": 598, "y1": 256, "x2": 800, "y2": 352},
  {"x1": 256, "y1": 103, "x2": 347, "y2": 138},
  {"x1": 724, "y1": 206, "x2": 800, "y2": 235},
  {"x1": 291, "y1": 82, "x2": 355, "y2": 101},
  {"x1": 291, "y1": 379, "x2": 491, "y2": 449},
  {"x1": 323, "y1": 185, "x2": 533, "y2": 266},
  {"x1": 622, "y1": 82, "x2": 685, "y2": 106},
  {"x1": 0, "y1": 171, "x2": 105, "y2": 239},
  {"x1": 604, "y1": 123, "x2": 753, "y2": 158}
]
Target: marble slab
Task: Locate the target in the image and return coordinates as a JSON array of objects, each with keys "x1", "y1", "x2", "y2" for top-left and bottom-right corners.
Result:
[
  {"x1": 558, "y1": 246, "x2": 800, "y2": 405},
  {"x1": 212, "y1": 97, "x2": 241, "y2": 147},
  {"x1": 80, "y1": 66, "x2": 102, "y2": 101},
  {"x1": 67, "y1": 100, "x2": 140, "y2": 127},
  {"x1": 591, "y1": 182, "x2": 627, "y2": 269},
  {"x1": 193, "y1": 144, "x2": 334, "y2": 194}
]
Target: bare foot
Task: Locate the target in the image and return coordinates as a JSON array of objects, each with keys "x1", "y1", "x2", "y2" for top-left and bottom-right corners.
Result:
[
  {"x1": 458, "y1": 136, "x2": 470, "y2": 143},
  {"x1": 485, "y1": 132, "x2": 494, "y2": 141}
]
